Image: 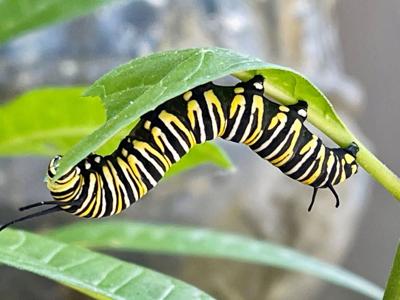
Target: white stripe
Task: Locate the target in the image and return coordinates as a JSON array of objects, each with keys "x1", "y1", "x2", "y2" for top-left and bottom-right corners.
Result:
[
  {"x1": 99, "y1": 182, "x2": 107, "y2": 218},
  {"x1": 107, "y1": 161, "x2": 131, "y2": 215},
  {"x1": 296, "y1": 146, "x2": 324, "y2": 181},
  {"x1": 74, "y1": 174, "x2": 96, "y2": 214},
  {"x1": 118, "y1": 162, "x2": 139, "y2": 201},
  {"x1": 319, "y1": 152, "x2": 335, "y2": 187},
  {"x1": 296, "y1": 160, "x2": 317, "y2": 181},
  {"x1": 240, "y1": 114, "x2": 254, "y2": 143},
  {"x1": 332, "y1": 155, "x2": 341, "y2": 184},
  {"x1": 285, "y1": 140, "x2": 319, "y2": 175},
  {"x1": 159, "y1": 131, "x2": 181, "y2": 162},
  {"x1": 109, "y1": 162, "x2": 131, "y2": 210},
  {"x1": 253, "y1": 118, "x2": 287, "y2": 152},
  {"x1": 240, "y1": 100, "x2": 258, "y2": 143},
  {"x1": 96, "y1": 176, "x2": 106, "y2": 218},
  {"x1": 163, "y1": 121, "x2": 190, "y2": 152},
  {"x1": 206, "y1": 101, "x2": 218, "y2": 138},
  {"x1": 225, "y1": 106, "x2": 245, "y2": 141},
  {"x1": 71, "y1": 179, "x2": 84, "y2": 202},
  {"x1": 119, "y1": 178, "x2": 130, "y2": 210},
  {"x1": 102, "y1": 166, "x2": 118, "y2": 216},
  {"x1": 135, "y1": 147, "x2": 165, "y2": 176},
  {"x1": 265, "y1": 122, "x2": 297, "y2": 160},
  {"x1": 195, "y1": 107, "x2": 207, "y2": 143},
  {"x1": 135, "y1": 159, "x2": 157, "y2": 187}
]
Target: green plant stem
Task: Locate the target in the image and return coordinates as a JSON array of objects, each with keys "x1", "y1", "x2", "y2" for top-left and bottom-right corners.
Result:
[
  {"x1": 355, "y1": 140, "x2": 400, "y2": 200},
  {"x1": 313, "y1": 110, "x2": 400, "y2": 200},
  {"x1": 310, "y1": 118, "x2": 400, "y2": 201},
  {"x1": 383, "y1": 242, "x2": 400, "y2": 300},
  {"x1": 311, "y1": 107, "x2": 400, "y2": 200}
]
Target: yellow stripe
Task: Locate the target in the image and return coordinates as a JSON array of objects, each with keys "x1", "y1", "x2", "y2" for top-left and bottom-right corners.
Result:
[
  {"x1": 107, "y1": 161, "x2": 123, "y2": 215},
  {"x1": 55, "y1": 170, "x2": 76, "y2": 184},
  {"x1": 78, "y1": 193, "x2": 97, "y2": 218},
  {"x1": 204, "y1": 90, "x2": 226, "y2": 136},
  {"x1": 48, "y1": 172, "x2": 79, "y2": 191},
  {"x1": 151, "y1": 127, "x2": 165, "y2": 152},
  {"x1": 183, "y1": 91, "x2": 192, "y2": 101},
  {"x1": 279, "y1": 105, "x2": 289, "y2": 112},
  {"x1": 127, "y1": 154, "x2": 147, "y2": 197},
  {"x1": 144, "y1": 121, "x2": 151, "y2": 130},
  {"x1": 244, "y1": 95, "x2": 264, "y2": 145},
  {"x1": 300, "y1": 135, "x2": 318, "y2": 155},
  {"x1": 159, "y1": 110, "x2": 196, "y2": 147},
  {"x1": 90, "y1": 172, "x2": 102, "y2": 218},
  {"x1": 187, "y1": 100, "x2": 200, "y2": 129},
  {"x1": 267, "y1": 112, "x2": 286, "y2": 130},
  {"x1": 338, "y1": 159, "x2": 347, "y2": 183},
  {"x1": 116, "y1": 157, "x2": 139, "y2": 201},
  {"x1": 332, "y1": 158, "x2": 341, "y2": 185},
  {"x1": 271, "y1": 119, "x2": 302, "y2": 167},
  {"x1": 229, "y1": 95, "x2": 246, "y2": 118},
  {"x1": 326, "y1": 152, "x2": 335, "y2": 172},
  {"x1": 134, "y1": 140, "x2": 171, "y2": 169},
  {"x1": 344, "y1": 153, "x2": 355, "y2": 164},
  {"x1": 52, "y1": 178, "x2": 82, "y2": 202},
  {"x1": 76, "y1": 173, "x2": 97, "y2": 217},
  {"x1": 101, "y1": 165, "x2": 117, "y2": 215},
  {"x1": 302, "y1": 146, "x2": 326, "y2": 185}
]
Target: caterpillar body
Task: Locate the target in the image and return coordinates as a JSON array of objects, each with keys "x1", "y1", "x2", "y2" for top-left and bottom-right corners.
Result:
[{"x1": 0, "y1": 75, "x2": 359, "y2": 230}]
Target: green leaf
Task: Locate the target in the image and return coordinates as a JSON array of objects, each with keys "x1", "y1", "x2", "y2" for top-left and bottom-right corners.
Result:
[
  {"x1": 0, "y1": 229, "x2": 213, "y2": 300},
  {"x1": 0, "y1": 87, "x2": 105, "y2": 156},
  {"x1": 54, "y1": 47, "x2": 400, "y2": 202},
  {"x1": 0, "y1": 87, "x2": 232, "y2": 175},
  {"x1": 0, "y1": 0, "x2": 112, "y2": 44},
  {"x1": 56, "y1": 48, "x2": 267, "y2": 178},
  {"x1": 383, "y1": 242, "x2": 400, "y2": 300},
  {"x1": 48, "y1": 221, "x2": 384, "y2": 300},
  {"x1": 164, "y1": 142, "x2": 232, "y2": 179}
]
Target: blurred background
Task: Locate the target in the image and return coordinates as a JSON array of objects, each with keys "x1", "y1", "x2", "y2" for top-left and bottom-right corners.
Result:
[{"x1": 0, "y1": 0, "x2": 399, "y2": 299}]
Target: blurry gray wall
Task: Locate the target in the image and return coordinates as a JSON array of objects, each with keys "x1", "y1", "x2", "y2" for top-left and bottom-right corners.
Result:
[{"x1": 324, "y1": 1, "x2": 400, "y2": 299}]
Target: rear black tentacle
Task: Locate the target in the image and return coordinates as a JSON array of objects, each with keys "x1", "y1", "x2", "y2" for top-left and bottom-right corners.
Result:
[
  {"x1": 0, "y1": 206, "x2": 61, "y2": 232},
  {"x1": 328, "y1": 184, "x2": 340, "y2": 208}
]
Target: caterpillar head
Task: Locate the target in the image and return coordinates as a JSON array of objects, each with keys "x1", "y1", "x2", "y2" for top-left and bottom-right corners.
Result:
[
  {"x1": 47, "y1": 155, "x2": 62, "y2": 179},
  {"x1": 47, "y1": 155, "x2": 82, "y2": 181},
  {"x1": 0, "y1": 155, "x2": 74, "y2": 231},
  {"x1": 47, "y1": 155, "x2": 82, "y2": 197}
]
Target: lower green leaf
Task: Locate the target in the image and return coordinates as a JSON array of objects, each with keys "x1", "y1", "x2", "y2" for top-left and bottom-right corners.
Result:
[
  {"x1": 0, "y1": 229, "x2": 213, "y2": 300},
  {"x1": 48, "y1": 221, "x2": 384, "y2": 300},
  {"x1": 165, "y1": 142, "x2": 233, "y2": 179},
  {"x1": 383, "y1": 242, "x2": 400, "y2": 300}
]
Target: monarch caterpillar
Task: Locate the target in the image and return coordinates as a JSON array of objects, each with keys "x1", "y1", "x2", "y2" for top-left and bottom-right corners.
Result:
[{"x1": 0, "y1": 75, "x2": 359, "y2": 230}]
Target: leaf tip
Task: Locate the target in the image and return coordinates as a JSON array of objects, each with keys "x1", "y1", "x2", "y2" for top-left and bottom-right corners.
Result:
[{"x1": 83, "y1": 84, "x2": 105, "y2": 98}]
